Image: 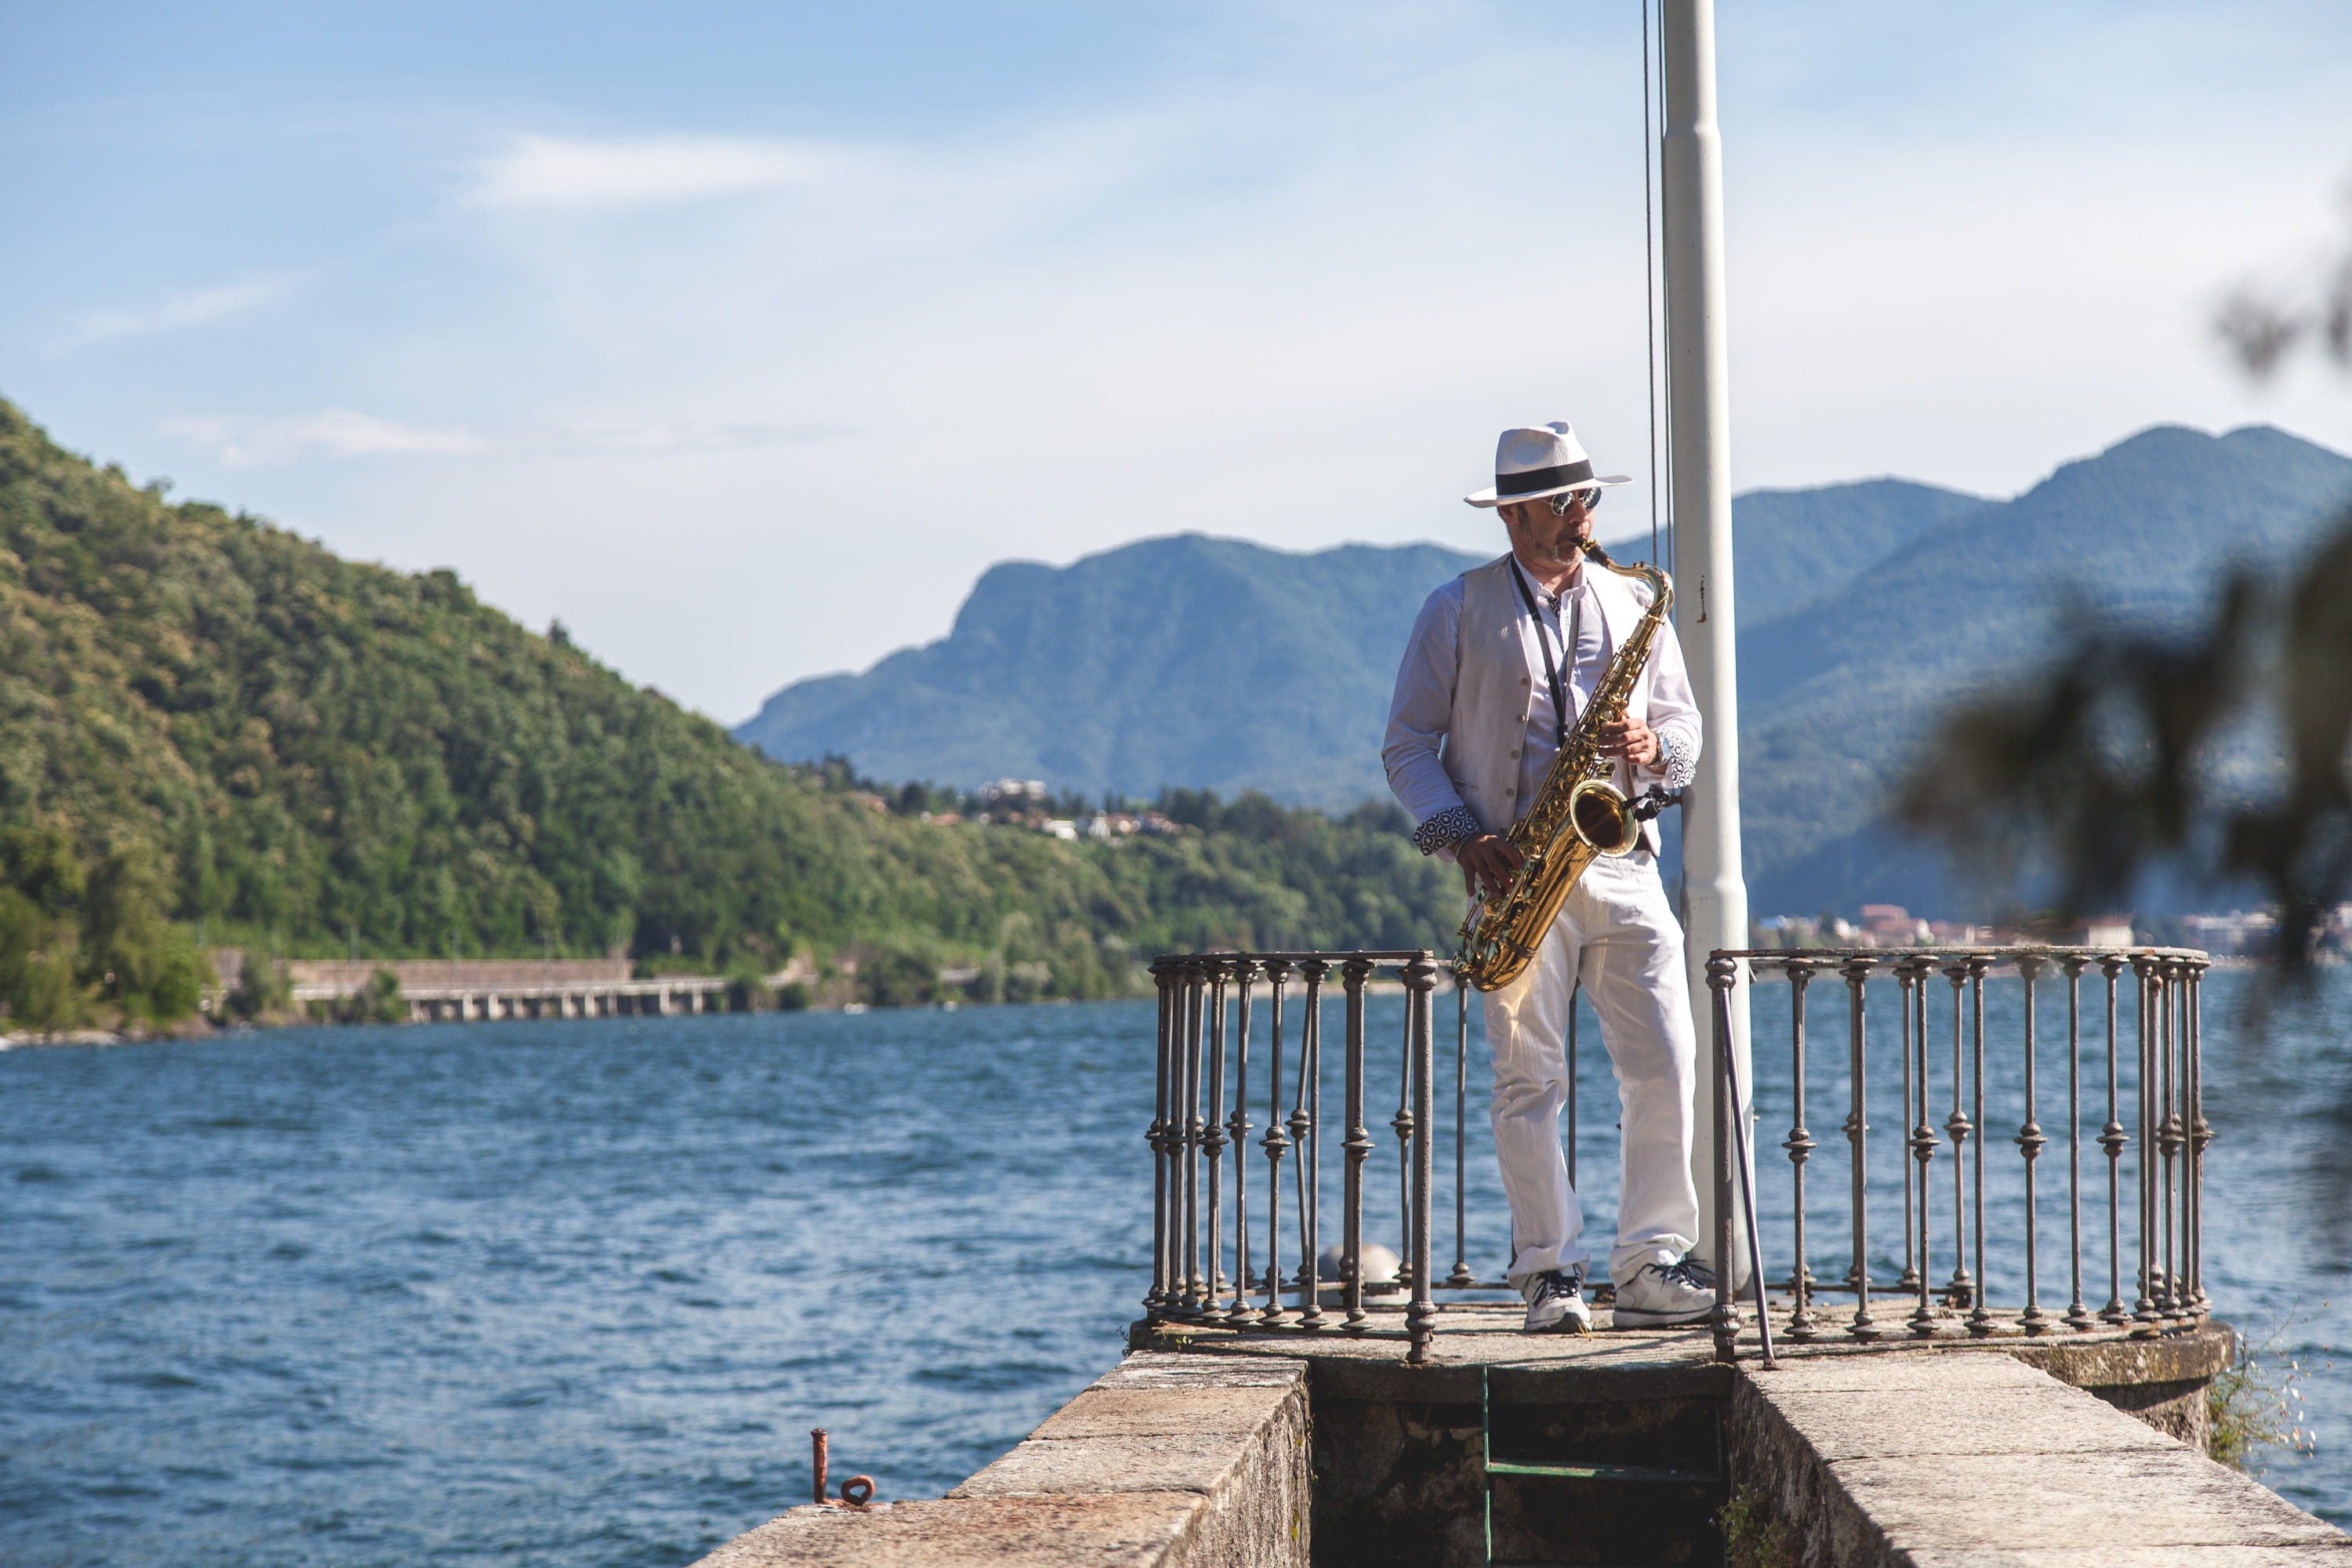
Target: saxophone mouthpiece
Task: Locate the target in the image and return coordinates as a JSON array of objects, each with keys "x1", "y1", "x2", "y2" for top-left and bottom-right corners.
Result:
[{"x1": 1580, "y1": 539, "x2": 1616, "y2": 569}]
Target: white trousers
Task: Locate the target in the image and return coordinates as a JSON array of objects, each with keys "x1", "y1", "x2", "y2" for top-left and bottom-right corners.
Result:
[{"x1": 1484, "y1": 850, "x2": 1701, "y2": 1287}]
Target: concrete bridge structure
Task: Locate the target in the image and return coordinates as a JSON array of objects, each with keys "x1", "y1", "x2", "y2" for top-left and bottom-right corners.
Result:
[{"x1": 281, "y1": 958, "x2": 730, "y2": 1023}]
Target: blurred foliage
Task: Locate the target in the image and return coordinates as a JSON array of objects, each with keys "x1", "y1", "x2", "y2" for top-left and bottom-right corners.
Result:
[
  {"x1": 1896, "y1": 510, "x2": 2352, "y2": 962},
  {"x1": 1900, "y1": 198, "x2": 2352, "y2": 963},
  {"x1": 2215, "y1": 187, "x2": 2352, "y2": 382},
  {"x1": 0, "y1": 398, "x2": 1461, "y2": 1023}
]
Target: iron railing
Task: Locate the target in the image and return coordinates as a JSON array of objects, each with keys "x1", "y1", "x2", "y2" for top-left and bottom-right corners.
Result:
[
  {"x1": 1143, "y1": 953, "x2": 1449, "y2": 1360},
  {"x1": 1142, "y1": 946, "x2": 2210, "y2": 1366},
  {"x1": 1704, "y1": 947, "x2": 2211, "y2": 1362}
]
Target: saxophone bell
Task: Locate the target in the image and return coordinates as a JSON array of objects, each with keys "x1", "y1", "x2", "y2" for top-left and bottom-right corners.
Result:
[{"x1": 1566, "y1": 779, "x2": 1640, "y2": 858}]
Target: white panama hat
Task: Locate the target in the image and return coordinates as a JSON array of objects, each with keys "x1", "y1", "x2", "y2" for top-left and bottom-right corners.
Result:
[{"x1": 1464, "y1": 422, "x2": 1633, "y2": 508}]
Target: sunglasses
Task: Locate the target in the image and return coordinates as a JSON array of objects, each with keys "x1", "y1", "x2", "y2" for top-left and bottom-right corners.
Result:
[{"x1": 1544, "y1": 487, "x2": 1601, "y2": 517}]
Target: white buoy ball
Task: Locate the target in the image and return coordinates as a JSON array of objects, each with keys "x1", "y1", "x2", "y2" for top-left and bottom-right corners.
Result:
[{"x1": 1316, "y1": 1242, "x2": 1400, "y2": 1285}]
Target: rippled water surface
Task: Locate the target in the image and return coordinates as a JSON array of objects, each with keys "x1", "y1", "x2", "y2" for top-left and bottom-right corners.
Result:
[{"x1": 3, "y1": 974, "x2": 2347, "y2": 1565}]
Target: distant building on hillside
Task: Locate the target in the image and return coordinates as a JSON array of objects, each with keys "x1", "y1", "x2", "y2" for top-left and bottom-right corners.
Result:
[
  {"x1": 2181, "y1": 909, "x2": 2277, "y2": 956},
  {"x1": 1860, "y1": 905, "x2": 1933, "y2": 946},
  {"x1": 1751, "y1": 914, "x2": 1850, "y2": 948},
  {"x1": 982, "y1": 779, "x2": 1050, "y2": 806}
]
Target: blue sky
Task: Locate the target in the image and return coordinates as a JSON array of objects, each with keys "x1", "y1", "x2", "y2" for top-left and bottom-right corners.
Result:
[{"x1": 5, "y1": 1, "x2": 2350, "y2": 720}]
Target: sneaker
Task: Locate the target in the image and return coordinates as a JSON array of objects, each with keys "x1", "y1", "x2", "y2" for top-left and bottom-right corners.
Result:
[
  {"x1": 1610, "y1": 1260, "x2": 1715, "y2": 1327},
  {"x1": 1519, "y1": 1266, "x2": 1592, "y2": 1334}
]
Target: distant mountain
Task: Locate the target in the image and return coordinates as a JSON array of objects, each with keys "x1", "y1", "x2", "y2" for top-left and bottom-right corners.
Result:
[
  {"x1": 1737, "y1": 423, "x2": 2352, "y2": 915},
  {"x1": 735, "y1": 476, "x2": 1983, "y2": 804},
  {"x1": 1721, "y1": 477, "x2": 1990, "y2": 624},
  {"x1": 736, "y1": 537, "x2": 1489, "y2": 805},
  {"x1": 738, "y1": 425, "x2": 2352, "y2": 918}
]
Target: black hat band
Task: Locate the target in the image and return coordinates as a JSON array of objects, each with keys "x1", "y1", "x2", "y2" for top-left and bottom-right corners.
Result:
[{"x1": 1496, "y1": 459, "x2": 1593, "y2": 496}]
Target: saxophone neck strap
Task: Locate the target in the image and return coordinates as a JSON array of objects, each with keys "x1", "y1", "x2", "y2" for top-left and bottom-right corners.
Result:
[{"x1": 1508, "y1": 559, "x2": 1572, "y2": 748}]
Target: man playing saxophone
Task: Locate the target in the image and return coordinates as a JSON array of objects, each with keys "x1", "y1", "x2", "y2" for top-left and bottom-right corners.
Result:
[{"x1": 1383, "y1": 421, "x2": 1711, "y2": 1333}]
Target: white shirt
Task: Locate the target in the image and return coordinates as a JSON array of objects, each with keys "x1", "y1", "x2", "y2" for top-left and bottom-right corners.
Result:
[
  {"x1": 1384, "y1": 554, "x2": 1700, "y2": 852},
  {"x1": 1512, "y1": 564, "x2": 1610, "y2": 811}
]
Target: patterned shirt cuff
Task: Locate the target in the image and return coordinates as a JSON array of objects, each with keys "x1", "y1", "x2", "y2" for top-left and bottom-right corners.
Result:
[
  {"x1": 1653, "y1": 724, "x2": 1698, "y2": 793},
  {"x1": 1413, "y1": 804, "x2": 1483, "y2": 856}
]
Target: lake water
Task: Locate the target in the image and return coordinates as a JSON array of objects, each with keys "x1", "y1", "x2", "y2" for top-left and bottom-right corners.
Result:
[{"x1": 4, "y1": 971, "x2": 2347, "y2": 1565}]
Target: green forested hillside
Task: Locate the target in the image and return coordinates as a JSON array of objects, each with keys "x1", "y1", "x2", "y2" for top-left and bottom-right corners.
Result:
[{"x1": 0, "y1": 400, "x2": 1456, "y2": 1026}]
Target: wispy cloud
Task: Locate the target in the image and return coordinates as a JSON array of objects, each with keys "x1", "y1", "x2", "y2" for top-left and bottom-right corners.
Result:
[
  {"x1": 165, "y1": 409, "x2": 488, "y2": 468},
  {"x1": 470, "y1": 133, "x2": 841, "y2": 212},
  {"x1": 68, "y1": 275, "x2": 292, "y2": 345},
  {"x1": 163, "y1": 410, "x2": 834, "y2": 467}
]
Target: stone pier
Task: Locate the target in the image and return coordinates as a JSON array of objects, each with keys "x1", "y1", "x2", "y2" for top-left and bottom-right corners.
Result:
[{"x1": 685, "y1": 1305, "x2": 2348, "y2": 1566}]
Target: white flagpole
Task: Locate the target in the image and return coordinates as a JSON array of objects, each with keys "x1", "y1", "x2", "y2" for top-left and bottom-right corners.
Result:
[{"x1": 1661, "y1": 0, "x2": 1753, "y2": 1282}]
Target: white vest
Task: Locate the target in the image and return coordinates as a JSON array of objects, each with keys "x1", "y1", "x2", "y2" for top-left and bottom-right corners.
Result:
[{"x1": 1449, "y1": 554, "x2": 1664, "y2": 844}]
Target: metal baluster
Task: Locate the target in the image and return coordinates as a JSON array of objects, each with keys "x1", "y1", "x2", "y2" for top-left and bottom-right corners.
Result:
[
  {"x1": 1296, "y1": 959, "x2": 1327, "y2": 1327},
  {"x1": 1902, "y1": 955, "x2": 1940, "y2": 1337},
  {"x1": 1710, "y1": 954, "x2": 1743, "y2": 1363},
  {"x1": 1393, "y1": 978, "x2": 1415, "y2": 1294},
  {"x1": 1448, "y1": 971, "x2": 1474, "y2": 1287},
  {"x1": 2170, "y1": 957, "x2": 2190, "y2": 1320},
  {"x1": 1181, "y1": 961, "x2": 1206, "y2": 1315},
  {"x1": 1226, "y1": 960, "x2": 1258, "y2": 1327},
  {"x1": 2187, "y1": 959, "x2": 2212, "y2": 1318},
  {"x1": 1261, "y1": 958, "x2": 1293, "y2": 1323},
  {"x1": 2016, "y1": 954, "x2": 2051, "y2": 1334},
  {"x1": 1204, "y1": 961, "x2": 1230, "y2": 1310},
  {"x1": 2063, "y1": 956, "x2": 2096, "y2": 1330},
  {"x1": 2098, "y1": 955, "x2": 2130, "y2": 1325},
  {"x1": 1403, "y1": 954, "x2": 1439, "y2": 1363},
  {"x1": 1145, "y1": 957, "x2": 1174, "y2": 1319},
  {"x1": 1341, "y1": 957, "x2": 1373, "y2": 1331},
  {"x1": 1968, "y1": 956, "x2": 1994, "y2": 1337},
  {"x1": 1843, "y1": 956, "x2": 1879, "y2": 1340},
  {"x1": 1783, "y1": 960, "x2": 1820, "y2": 1341},
  {"x1": 2131, "y1": 954, "x2": 2159, "y2": 1336},
  {"x1": 2158, "y1": 958, "x2": 2184, "y2": 1321},
  {"x1": 1896, "y1": 959, "x2": 1921, "y2": 1294},
  {"x1": 1942, "y1": 958, "x2": 1973, "y2": 1312}
]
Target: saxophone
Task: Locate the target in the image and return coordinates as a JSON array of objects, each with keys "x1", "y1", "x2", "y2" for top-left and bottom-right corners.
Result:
[{"x1": 1454, "y1": 541, "x2": 1675, "y2": 992}]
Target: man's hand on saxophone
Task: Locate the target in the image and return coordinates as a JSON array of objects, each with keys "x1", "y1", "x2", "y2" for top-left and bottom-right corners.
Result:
[
  {"x1": 1456, "y1": 714, "x2": 1657, "y2": 899},
  {"x1": 1457, "y1": 833, "x2": 1523, "y2": 900},
  {"x1": 1595, "y1": 717, "x2": 1659, "y2": 767}
]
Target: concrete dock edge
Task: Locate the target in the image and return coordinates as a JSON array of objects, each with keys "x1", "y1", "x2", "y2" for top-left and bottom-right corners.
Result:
[
  {"x1": 1727, "y1": 1352, "x2": 2352, "y2": 1566},
  {"x1": 687, "y1": 1354, "x2": 1308, "y2": 1568}
]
